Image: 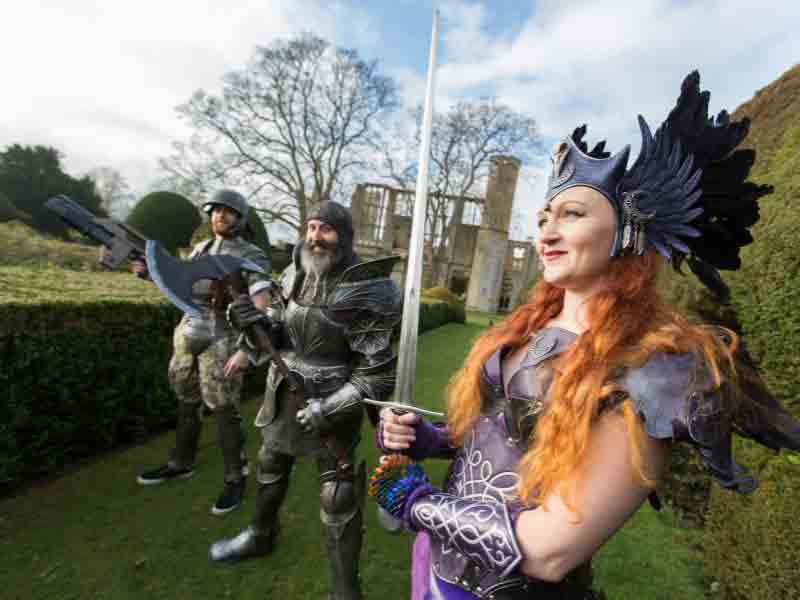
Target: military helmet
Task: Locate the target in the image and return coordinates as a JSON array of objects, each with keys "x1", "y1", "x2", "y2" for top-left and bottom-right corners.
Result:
[
  {"x1": 202, "y1": 189, "x2": 249, "y2": 220},
  {"x1": 202, "y1": 189, "x2": 248, "y2": 234}
]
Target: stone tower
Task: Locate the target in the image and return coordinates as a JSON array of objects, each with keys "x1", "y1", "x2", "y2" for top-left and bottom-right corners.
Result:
[{"x1": 466, "y1": 155, "x2": 520, "y2": 313}]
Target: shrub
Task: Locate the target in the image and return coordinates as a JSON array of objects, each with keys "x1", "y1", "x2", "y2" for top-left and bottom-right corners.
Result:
[
  {"x1": 0, "y1": 301, "x2": 181, "y2": 490},
  {"x1": 126, "y1": 191, "x2": 201, "y2": 255},
  {"x1": 690, "y1": 64, "x2": 800, "y2": 598},
  {"x1": 703, "y1": 448, "x2": 800, "y2": 599},
  {"x1": 422, "y1": 286, "x2": 466, "y2": 324},
  {"x1": 0, "y1": 267, "x2": 461, "y2": 492}
]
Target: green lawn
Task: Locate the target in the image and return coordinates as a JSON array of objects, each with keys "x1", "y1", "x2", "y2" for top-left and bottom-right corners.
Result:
[{"x1": 0, "y1": 318, "x2": 707, "y2": 599}]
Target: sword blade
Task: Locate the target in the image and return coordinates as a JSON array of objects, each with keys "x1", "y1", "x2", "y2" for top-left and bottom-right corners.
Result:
[{"x1": 394, "y1": 10, "x2": 440, "y2": 409}]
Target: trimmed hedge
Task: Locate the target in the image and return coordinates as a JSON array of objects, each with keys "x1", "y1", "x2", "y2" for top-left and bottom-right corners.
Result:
[
  {"x1": 1, "y1": 279, "x2": 463, "y2": 492},
  {"x1": 422, "y1": 287, "x2": 466, "y2": 325},
  {"x1": 0, "y1": 301, "x2": 181, "y2": 490},
  {"x1": 419, "y1": 298, "x2": 462, "y2": 333},
  {"x1": 699, "y1": 68, "x2": 800, "y2": 598},
  {"x1": 703, "y1": 448, "x2": 800, "y2": 599},
  {"x1": 652, "y1": 65, "x2": 800, "y2": 599}
]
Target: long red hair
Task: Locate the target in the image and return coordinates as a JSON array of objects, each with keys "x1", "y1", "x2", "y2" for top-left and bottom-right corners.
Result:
[{"x1": 446, "y1": 250, "x2": 737, "y2": 511}]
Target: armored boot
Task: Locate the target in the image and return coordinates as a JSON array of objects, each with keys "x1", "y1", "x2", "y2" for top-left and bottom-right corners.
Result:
[
  {"x1": 209, "y1": 470, "x2": 290, "y2": 561},
  {"x1": 323, "y1": 508, "x2": 364, "y2": 600},
  {"x1": 137, "y1": 401, "x2": 202, "y2": 485},
  {"x1": 319, "y1": 457, "x2": 365, "y2": 600},
  {"x1": 211, "y1": 406, "x2": 247, "y2": 515}
]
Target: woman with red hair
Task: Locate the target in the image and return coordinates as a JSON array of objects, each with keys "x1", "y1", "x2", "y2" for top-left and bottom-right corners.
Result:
[{"x1": 372, "y1": 72, "x2": 800, "y2": 600}]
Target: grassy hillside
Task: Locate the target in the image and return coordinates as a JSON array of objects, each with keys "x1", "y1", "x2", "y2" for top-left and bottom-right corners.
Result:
[
  {"x1": 0, "y1": 221, "x2": 169, "y2": 305},
  {"x1": 0, "y1": 220, "x2": 105, "y2": 271}
]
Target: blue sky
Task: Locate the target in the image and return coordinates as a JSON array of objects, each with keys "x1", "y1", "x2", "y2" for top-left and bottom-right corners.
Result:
[{"x1": 2, "y1": 1, "x2": 799, "y2": 239}]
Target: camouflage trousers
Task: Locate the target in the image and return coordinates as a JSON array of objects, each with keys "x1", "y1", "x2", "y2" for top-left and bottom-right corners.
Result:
[
  {"x1": 168, "y1": 321, "x2": 243, "y2": 410},
  {"x1": 167, "y1": 320, "x2": 247, "y2": 482}
]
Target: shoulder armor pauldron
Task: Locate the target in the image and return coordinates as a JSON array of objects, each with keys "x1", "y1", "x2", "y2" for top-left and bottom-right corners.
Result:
[{"x1": 620, "y1": 351, "x2": 756, "y2": 492}]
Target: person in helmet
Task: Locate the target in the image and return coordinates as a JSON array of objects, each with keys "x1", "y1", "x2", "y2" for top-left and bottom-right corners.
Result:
[{"x1": 134, "y1": 189, "x2": 272, "y2": 516}]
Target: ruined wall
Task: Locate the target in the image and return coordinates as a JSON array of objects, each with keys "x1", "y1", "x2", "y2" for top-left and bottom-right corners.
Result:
[
  {"x1": 351, "y1": 154, "x2": 538, "y2": 312},
  {"x1": 466, "y1": 156, "x2": 520, "y2": 313}
]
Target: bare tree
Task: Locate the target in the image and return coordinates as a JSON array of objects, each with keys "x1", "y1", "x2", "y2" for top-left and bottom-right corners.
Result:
[
  {"x1": 86, "y1": 166, "x2": 133, "y2": 219},
  {"x1": 382, "y1": 99, "x2": 539, "y2": 286},
  {"x1": 159, "y1": 33, "x2": 398, "y2": 235}
]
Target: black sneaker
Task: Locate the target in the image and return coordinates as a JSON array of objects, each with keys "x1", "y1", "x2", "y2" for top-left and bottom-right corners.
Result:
[
  {"x1": 211, "y1": 479, "x2": 246, "y2": 515},
  {"x1": 136, "y1": 464, "x2": 194, "y2": 486}
]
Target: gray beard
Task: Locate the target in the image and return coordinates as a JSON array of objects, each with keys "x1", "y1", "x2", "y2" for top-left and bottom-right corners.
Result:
[
  {"x1": 299, "y1": 245, "x2": 335, "y2": 303},
  {"x1": 301, "y1": 245, "x2": 334, "y2": 277}
]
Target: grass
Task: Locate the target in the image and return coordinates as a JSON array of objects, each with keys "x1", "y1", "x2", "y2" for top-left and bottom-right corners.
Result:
[
  {"x1": 0, "y1": 221, "x2": 166, "y2": 305},
  {"x1": 0, "y1": 316, "x2": 707, "y2": 599},
  {"x1": 0, "y1": 221, "x2": 102, "y2": 270}
]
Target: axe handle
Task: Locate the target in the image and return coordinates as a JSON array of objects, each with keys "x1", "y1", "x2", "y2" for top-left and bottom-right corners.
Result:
[
  {"x1": 245, "y1": 320, "x2": 298, "y2": 393},
  {"x1": 223, "y1": 272, "x2": 299, "y2": 393}
]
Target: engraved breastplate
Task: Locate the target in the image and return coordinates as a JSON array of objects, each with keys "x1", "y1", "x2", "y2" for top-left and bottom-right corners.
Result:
[
  {"x1": 433, "y1": 327, "x2": 578, "y2": 594},
  {"x1": 282, "y1": 299, "x2": 351, "y2": 366}
]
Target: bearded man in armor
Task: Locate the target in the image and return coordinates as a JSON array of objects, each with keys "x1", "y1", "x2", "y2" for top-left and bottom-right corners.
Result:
[
  {"x1": 210, "y1": 201, "x2": 401, "y2": 600},
  {"x1": 134, "y1": 189, "x2": 272, "y2": 517}
]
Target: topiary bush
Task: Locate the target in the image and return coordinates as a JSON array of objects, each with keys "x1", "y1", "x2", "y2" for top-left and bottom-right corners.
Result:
[{"x1": 126, "y1": 191, "x2": 201, "y2": 255}]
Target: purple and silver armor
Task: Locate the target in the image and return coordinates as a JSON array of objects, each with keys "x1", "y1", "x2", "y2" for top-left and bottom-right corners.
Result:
[
  {"x1": 406, "y1": 323, "x2": 800, "y2": 600},
  {"x1": 419, "y1": 327, "x2": 580, "y2": 599}
]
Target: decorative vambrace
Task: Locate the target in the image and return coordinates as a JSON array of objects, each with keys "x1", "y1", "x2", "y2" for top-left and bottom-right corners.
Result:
[{"x1": 409, "y1": 492, "x2": 524, "y2": 579}]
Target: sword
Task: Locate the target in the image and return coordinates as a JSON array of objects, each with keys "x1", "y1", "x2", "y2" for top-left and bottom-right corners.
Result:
[
  {"x1": 394, "y1": 9, "x2": 440, "y2": 414},
  {"x1": 374, "y1": 10, "x2": 442, "y2": 532}
]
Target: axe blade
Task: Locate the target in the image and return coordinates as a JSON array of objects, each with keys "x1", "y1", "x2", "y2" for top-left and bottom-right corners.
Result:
[{"x1": 145, "y1": 240, "x2": 266, "y2": 318}]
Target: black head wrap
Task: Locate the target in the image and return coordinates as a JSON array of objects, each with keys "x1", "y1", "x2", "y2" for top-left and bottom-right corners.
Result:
[{"x1": 305, "y1": 201, "x2": 356, "y2": 267}]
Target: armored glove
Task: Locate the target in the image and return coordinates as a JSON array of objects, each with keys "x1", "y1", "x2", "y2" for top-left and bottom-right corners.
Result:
[
  {"x1": 227, "y1": 293, "x2": 282, "y2": 352},
  {"x1": 227, "y1": 294, "x2": 268, "y2": 331},
  {"x1": 296, "y1": 383, "x2": 363, "y2": 434}
]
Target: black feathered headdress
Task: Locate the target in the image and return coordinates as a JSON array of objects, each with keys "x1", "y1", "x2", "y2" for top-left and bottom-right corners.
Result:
[{"x1": 545, "y1": 71, "x2": 773, "y2": 303}]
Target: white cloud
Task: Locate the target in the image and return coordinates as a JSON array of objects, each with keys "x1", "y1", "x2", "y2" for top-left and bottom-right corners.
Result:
[
  {"x1": 3, "y1": 0, "x2": 797, "y2": 244},
  {"x1": 426, "y1": 0, "x2": 800, "y2": 239},
  {"x1": 0, "y1": 0, "x2": 376, "y2": 197}
]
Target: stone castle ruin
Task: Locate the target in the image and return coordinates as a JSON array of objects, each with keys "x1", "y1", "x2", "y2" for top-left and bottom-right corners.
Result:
[{"x1": 350, "y1": 155, "x2": 539, "y2": 312}]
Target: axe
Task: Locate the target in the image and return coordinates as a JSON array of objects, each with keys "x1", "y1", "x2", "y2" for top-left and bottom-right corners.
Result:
[{"x1": 145, "y1": 239, "x2": 299, "y2": 392}]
